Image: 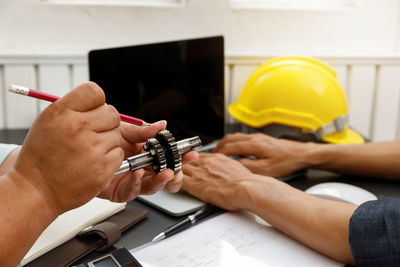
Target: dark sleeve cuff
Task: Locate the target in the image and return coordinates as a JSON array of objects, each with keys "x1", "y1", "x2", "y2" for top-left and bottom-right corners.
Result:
[{"x1": 349, "y1": 196, "x2": 400, "y2": 266}]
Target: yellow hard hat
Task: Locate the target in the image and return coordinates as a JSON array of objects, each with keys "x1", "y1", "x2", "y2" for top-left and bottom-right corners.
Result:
[{"x1": 229, "y1": 56, "x2": 364, "y2": 144}]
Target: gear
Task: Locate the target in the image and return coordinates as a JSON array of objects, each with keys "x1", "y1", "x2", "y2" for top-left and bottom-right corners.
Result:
[
  {"x1": 156, "y1": 130, "x2": 182, "y2": 173},
  {"x1": 143, "y1": 138, "x2": 167, "y2": 173}
]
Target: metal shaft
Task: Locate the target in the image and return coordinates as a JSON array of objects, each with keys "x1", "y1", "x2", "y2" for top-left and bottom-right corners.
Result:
[{"x1": 115, "y1": 136, "x2": 201, "y2": 175}]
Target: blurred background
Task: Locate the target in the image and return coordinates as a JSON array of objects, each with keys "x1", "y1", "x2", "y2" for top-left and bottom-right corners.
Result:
[{"x1": 1, "y1": 0, "x2": 400, "y2": 142}]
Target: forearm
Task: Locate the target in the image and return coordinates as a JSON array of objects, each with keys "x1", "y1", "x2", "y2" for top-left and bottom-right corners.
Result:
[
  {"x1": 303, "y1": 140, "x2": 400, "y2": 179},
  {"x1": 238, "y1": 177, "x2": 357, "y2": 264},
  {"x1": 0, "y1": 170, "x2": 57, "y2": 266}
]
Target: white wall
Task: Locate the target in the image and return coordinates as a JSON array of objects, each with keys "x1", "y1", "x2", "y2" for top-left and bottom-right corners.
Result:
[
  {"x1": 0, "y1": 0, "x2": 399, "y2": 55},
  {"x1": 1, "y1": 0, "x2": 400, "y2": 142}
]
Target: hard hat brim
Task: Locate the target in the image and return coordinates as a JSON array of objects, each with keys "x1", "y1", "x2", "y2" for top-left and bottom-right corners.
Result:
[{"x1": 321, "y1": 126, "x2": 365, "y2": 144}]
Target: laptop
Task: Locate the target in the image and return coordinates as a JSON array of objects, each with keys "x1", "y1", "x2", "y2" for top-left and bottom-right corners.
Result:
[{"x1": 89, "y1": 36, "x2": 225, "y2": 216}]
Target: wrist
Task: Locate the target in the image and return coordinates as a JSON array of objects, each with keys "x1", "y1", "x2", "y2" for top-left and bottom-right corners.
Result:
[
  {"x1": 235, "y1": 174, "x2": 277, "y2": 212},
  {"x1": 300, "y1": 142, "x2": 332, "y2": 169},
  {"x1": 6, "y1": 169, "x2": 60, "y2": 221}
]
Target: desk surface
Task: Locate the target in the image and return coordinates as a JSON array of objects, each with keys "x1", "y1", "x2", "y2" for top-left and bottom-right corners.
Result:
[
  {"x1": 75, "y1": 170, "x2": 400, "y2": 265},
  {"x1": 1, "y1": 129, "x2": 400, "y2": 265}
]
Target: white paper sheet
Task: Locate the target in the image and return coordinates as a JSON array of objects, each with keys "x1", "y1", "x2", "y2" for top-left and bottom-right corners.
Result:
[{"x1": 131, "y1": 211, "x2": 342, "y2": 267}]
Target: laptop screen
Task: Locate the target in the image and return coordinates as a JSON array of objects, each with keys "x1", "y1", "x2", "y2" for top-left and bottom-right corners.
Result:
[{"x1": 88, "y1": 36, "x2": 224, "y2": 145}]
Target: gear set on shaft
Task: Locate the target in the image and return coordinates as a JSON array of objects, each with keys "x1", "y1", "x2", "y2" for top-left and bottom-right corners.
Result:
[{"x1": 115, "y1": 130, "x2": 202, "y2": 176}]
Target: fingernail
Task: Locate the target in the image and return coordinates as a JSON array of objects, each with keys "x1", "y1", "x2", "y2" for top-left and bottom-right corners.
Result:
[
  {"x1": 152, "y1": 120, "x2": 167, "y2": 127},
  {"x1": 172, "y1": 171, "x2": 183, "y2": 183}
]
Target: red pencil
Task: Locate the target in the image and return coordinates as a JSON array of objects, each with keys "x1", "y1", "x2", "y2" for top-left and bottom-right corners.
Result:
[{"x1": 9, "y1": 84, "x2": 149, "y2": 126}]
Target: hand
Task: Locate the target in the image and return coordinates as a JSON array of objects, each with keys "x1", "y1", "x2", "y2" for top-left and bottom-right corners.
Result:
[
  {"x1": 214, "y1": 133, "x2": 311, "y2": 177},
  {"x1": 184, "y1": 152, "x2": 357, "y2": 265},
  {"x1": 98, "y1": 121, "x2": 199, "y2": 202},
  {"x1": 182, "y1": 153, "x2": 261, "y2": 211},
  {"x1": 12, "y1": 82, "x2": 124, "y2": 215}
]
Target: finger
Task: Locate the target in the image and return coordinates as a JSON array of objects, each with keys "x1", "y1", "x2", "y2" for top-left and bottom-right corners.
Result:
[
  {"x1": 99, "y1": 168, "x2": 144, "y2": 202},
  {"x1": 141, "y1": 168, "x2": 174, "y2": 194},
  {"x1": 120, "y1": 120, "x2": 167, "y2": 144},
  {"x1": 56, "y1": 82, "x2": 106, "y2": 112},
  {"x1": 184, "y1": 152, "x2": 211, "y2": 167},
  {"x1": 83, "y1": 105, "x2": 120, "y2": 132},
  {"x1": 182, "y1": 172, "x2": 197, "y2": 192},
  {"x1": 164, "y1": 170, "x2": 183, "y2": 193},
  {"x1": 214, "y1": 133, "x2": 250, "y2": 152},
  {"x1": 181, "y1": 151, "x2": 199, "y2": 164},
  {"x1": 101, "y1": 147, "x2": 125, "y2": 178},
  {"x1": 115, "y1": 168, "x2": 145, "y2": 202},
  {"x1": 97, "y1": 128, "x2": 123, "y2": 153},
  {"x1": 217, "y1": 141, "x2": 261, "y2": 157},
  {"x1": 200, "y1": 152, "x2": 218, "y2": 158},
  {"x1": 182, "y1": 163, "x2": 199, "y2": 175}
]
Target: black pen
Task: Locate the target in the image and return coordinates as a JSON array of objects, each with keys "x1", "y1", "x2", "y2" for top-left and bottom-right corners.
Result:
[{"x1": 152, "y1": 205, "x2": 220, "y2": 243}]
